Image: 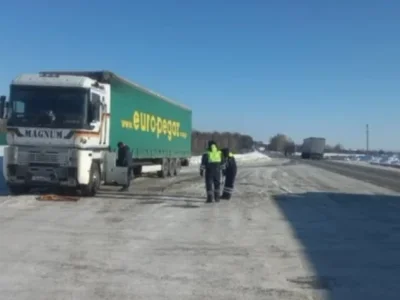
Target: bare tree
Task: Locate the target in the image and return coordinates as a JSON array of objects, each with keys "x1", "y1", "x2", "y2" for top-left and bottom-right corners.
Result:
[
  {"x1": 269, "y1": 133, "x2": 292, "y2": 152},
  {"x1": 333, "y1": 143, "x2": 344, "y2": 153},
  {"x1": 191, "y1": 130, "x2": 256, "y2": 154},
  {"x1": 220, "y1": 132, "x2": 230, "y2": 148},
  {"x1": 324, "y1": 144, "x2": 334, "y2": 152}
]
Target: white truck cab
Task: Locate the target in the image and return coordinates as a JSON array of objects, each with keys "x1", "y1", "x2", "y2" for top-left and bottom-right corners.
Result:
[{"x1": 1, "y1": 72, "x2": 128, "y2": 196}]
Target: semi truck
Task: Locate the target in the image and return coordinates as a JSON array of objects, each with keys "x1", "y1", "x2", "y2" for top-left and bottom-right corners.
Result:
[
  {"x1": 301, "y1": 137, "x2": 326, "y2": 159},
  {"x1": 0, "y1": 71, "x2": 192, "y2": 196}
]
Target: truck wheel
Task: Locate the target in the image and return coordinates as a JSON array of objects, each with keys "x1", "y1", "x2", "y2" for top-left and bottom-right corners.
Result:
[
  {"x1": 133, "y1": 166, "x2": 142, "y2": 177},
  {"x1": 301, "y1": 153, "x2": 309, "y2": 159},
  {"x1": 157, "y1": 158, "x2": 169, "y2": 178},
  {"x1": 168, "y1": 159, "x2": 177, "y2": 177},
  {"x1": 174, "y1": 159, "x2": 181, "y2": 176},
  {"x1": 59, "y1": 187, "x2": 77, "y2": 196},
  {"x1": 8, "y1": 185, "x2": 30, "y2": 195},
  {"x1": 81, "y1": 163, "x2": 101, "y2": 197},
  {"x1": 181, "y1": 159, "x2": 189, "y2": 167}
]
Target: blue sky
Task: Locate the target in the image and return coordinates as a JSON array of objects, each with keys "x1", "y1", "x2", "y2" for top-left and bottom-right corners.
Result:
[{"x1": 0, "y1": 0, "x2": 399, "y2": 150}]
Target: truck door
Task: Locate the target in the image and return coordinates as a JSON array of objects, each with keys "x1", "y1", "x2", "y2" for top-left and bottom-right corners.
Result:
[{"x1": 89, "y1": 92, "x2": 103, "y2": 144}]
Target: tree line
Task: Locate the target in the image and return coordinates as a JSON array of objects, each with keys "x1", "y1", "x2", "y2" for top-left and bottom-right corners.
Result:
[
  {"x1": 266, "y1": 133, "x2": 347, "y2": 154},
  {"x1": 191, "y1": 130, "x2": 254, "y2": 155}
]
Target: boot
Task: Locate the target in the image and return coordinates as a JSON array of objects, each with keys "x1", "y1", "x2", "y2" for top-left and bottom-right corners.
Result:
[
  {"x1": 221, "y1": 192, "x2": 229, "y2": 200},
  {"x1": 214, "y1": 192, "x2": 220, "y2": 202},
  {"x1": 119, "y1": 185, "x2": 129, "y2": 192},
  {"x1": 205, "y1": 195, "x2": 213, "y2": 203}
]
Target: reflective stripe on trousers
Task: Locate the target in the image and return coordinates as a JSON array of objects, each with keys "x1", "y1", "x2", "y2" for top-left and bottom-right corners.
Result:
[{"x1": 223, "y1": 187, "x2": 234, "y2": 194}]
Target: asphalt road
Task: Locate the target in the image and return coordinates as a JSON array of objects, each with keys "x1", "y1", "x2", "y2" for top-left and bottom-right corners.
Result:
[
  {"x1": 1, "y1": 158, "x2": 400, "y2": 299},
  {"x1": 297, "y1": 158, "x2": 400, "y2": 192}
]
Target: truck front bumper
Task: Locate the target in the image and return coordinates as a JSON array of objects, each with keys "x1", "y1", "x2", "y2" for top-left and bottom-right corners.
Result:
[{"x1": 6, "y1": 164, "x2": 78, "y2": 187}]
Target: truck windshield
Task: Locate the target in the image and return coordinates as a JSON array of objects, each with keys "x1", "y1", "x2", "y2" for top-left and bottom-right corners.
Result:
[{"x1": 8, "y1": 85, "x2": 88, "y2": 129}]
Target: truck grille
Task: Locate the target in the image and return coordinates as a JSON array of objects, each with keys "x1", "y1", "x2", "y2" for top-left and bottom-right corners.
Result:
[
  {"x1": 17, "y1": 149, "x2": 69, "y2": 165},
  {"x1": 28, "y1": 152, "x2": 58, "y2": 163}
]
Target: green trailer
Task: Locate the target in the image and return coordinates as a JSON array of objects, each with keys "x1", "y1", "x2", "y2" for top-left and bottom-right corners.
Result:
[
  {"x1": 2, "y1": 70, "x2": 192, "y2": 196},
  {"x1": 108, "y1": 72, "x2": 192, "y2": 160}
]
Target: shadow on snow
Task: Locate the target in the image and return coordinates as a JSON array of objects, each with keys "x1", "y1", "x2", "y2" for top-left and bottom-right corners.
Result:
[{"x1": 272, "y1": 191, "x2": 400, "y2": 300}]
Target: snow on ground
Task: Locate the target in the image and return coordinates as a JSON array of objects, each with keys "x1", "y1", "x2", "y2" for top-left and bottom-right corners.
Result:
[
  {"x1": 189, "y1": 151, "x2": 271, "y2": 165},
  {"x1": 1, "y1": 158, "x2": 400, "y2": 299}
]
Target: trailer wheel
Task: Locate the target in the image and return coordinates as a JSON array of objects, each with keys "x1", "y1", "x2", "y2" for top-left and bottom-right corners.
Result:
[
  {"x1": 81, "y1": 163, "x2": 101, "y2": 197},
  {"x1": 174, "y1": 159, "x2": 181, "y2": 176},
  {"x1": 169, "y1": 159, "x2": 177, "y2": 176},
  {"x1": 181, "y1": 159, "x2": 189, "y2": 167},
  {"x1": 133, "y1": 166, "x2": 142, "y2": 177},
  {"x1": 157, "y1": 158, "x2": 169, "y2": 178}
]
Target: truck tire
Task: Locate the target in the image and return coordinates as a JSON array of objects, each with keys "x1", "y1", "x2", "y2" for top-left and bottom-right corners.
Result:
[
  {"x1": 133, "y1": 166, "x2": 142, "y2": 177},
  {"x1": 81, "y1": 162, "x2": 101, "y2": 197},
  {"x1": 168, "y1": 158, "x2": 177, "y2": 177},
  {"x1": 157, "y1": 158, "x2": 169, "y2": 178},
  {"x1": 8, "y1": 185, "x2": 30, "y2": 195},
  {"x1": 181, "y1": 159, "x2": 189, "y2": 167},
  {"x1": 174, "y1": 159, "x2": 181, "y2": 176},
  {"x1": 59, "y1": 187, "x2": 77, "y2": 196}
]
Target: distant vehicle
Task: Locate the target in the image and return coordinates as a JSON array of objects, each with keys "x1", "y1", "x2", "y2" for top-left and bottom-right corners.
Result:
[{"x1": 301, "y1": 137, "x2": 326, "y2": 159}]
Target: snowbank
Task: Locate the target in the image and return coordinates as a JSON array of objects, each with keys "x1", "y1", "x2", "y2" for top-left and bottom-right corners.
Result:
[
  {"x1": 341, "y1": 153, "x2": 400, "y2": 167},
  {"x1": 190, "y1": 151, "x2": 271, "y2": 165}
]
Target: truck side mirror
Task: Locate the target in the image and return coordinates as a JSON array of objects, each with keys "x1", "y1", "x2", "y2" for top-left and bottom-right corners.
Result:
[{"x1": 0, "y1": 96, "x2": 6, "y2": 118}]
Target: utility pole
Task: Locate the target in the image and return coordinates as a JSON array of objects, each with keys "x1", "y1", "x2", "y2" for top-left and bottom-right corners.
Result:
[{"x1": 366, "y1": 124, "x2": 369, "y2": 153}]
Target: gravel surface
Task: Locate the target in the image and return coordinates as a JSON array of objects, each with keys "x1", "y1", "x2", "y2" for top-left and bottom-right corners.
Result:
[{"x1": 1, "y1": 158, "x2": 400, "y2": 299}]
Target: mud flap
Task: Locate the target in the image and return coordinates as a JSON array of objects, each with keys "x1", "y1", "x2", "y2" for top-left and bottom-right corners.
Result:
[{"x1": 104, "y1": 152, "x2": 129, "y2": 186}]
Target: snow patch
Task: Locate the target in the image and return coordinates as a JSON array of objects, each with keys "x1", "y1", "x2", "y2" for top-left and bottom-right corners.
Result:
[
  {"x1": 142, "y1": 165, "x2": 162, "y2": 173},
  {"x1": 189, "y1": 151, "x2": 271, "y2": 165}
]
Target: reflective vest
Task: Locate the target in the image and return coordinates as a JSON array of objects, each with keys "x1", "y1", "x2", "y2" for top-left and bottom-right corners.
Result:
[
  {"x1": 228, "y1": 152, "x2": 234, "y2": 158},
  {"x1": 207, "y1": 145, "x2": 222, "y2": 163}
]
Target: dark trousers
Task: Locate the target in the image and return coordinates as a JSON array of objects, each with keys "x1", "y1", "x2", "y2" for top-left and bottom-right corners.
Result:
[
  {"x1": 222, "y1": 169, "x2": 236, "y2": 199},
  {"x1": 123, "y1": 166, "x2": 134, "y2": 188},
  {"x1": 205, "y1": 167, "x2": 221, "y2": 201}
]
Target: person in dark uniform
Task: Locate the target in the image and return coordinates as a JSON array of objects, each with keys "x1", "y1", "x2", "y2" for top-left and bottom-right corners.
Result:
[
  {"x1": 117, "y1": 141, "x2": 133, "y2": 190},
  {"x1": 200, "y1": 140, "x2": 223, "y2": 203},
  {"x1": 221, "y1": 148, "x2": 237, "y2": 200}
]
